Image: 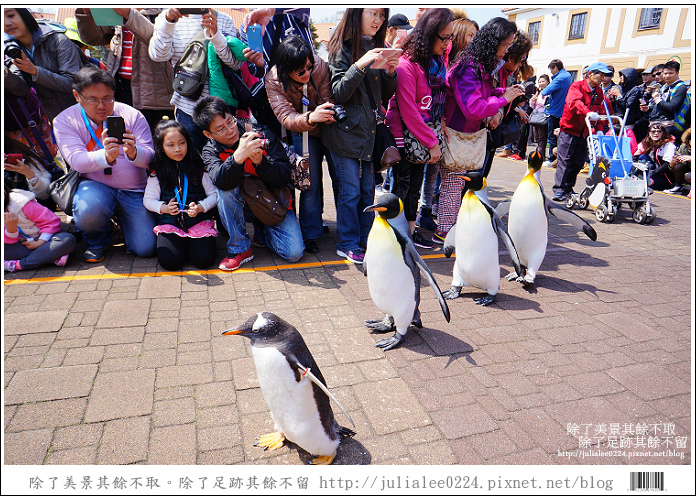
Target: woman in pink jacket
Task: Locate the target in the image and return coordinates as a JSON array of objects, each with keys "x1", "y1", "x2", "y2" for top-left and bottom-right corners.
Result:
[
  {"x1": 435, "y1": 17, "x2": 523, "y2": 242},
  {"x1": 385, "y1": 8, "x2": 454, "y2": 248}
]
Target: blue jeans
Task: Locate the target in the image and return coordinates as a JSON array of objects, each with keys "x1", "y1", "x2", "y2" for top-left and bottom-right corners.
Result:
[
  {"x1": 546, "y1": 115, "x2": 560, "y2": 162},
  {"x1": 216, "y1": 185, "x2": 304, "y2": 262},
  {"x1": 420, "y1": 162, "x2": 438, "y2": 208},
  {"x1": 291, "y1": 134, "x2": 338, "y2": 240},
  {"x1": 72, "y1": 180, "x2": 156, "y2": 257},
  {"x1": 329, "y1": 151, "x2": 374, "y2": 252},
  {"x1": 176, "y1": 108, "x2": 207, "y2": 153}
]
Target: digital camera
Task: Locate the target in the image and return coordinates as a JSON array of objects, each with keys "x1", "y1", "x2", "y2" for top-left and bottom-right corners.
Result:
[{"x1": 332, "y1": 105, "x2": 347, "y2": 123}]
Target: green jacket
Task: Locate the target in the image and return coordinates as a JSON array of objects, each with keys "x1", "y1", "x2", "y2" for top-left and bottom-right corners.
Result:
[
  {"x1": 207, "y1": 35, "x2": 248, "y2": 108},
  {"x1": 322, "y1": 38, "x2": 397, "y2": 161}
]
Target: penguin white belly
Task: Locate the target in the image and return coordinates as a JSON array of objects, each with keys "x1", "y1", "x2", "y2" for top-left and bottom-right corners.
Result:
[
  {"x1": 251, "y1": 346, "x2": 338, "y2": 456},
  {"x1": 365, "y1": 221, "x2": 416, "y2": 331},
  {"x1": 509, "y1": 179, "x2": 548, "y2": 277},
  {"x1": 454, "y1": 195, "x2": 500, "y2": 294}
]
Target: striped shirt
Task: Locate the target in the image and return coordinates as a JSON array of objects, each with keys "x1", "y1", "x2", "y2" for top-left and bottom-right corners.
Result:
[
  {"x1": 148, "y1": 11, "x2": 243, "y2": 117},
  {"x1": 117, "y1": 29, "x2": 133, "y2": 80}
]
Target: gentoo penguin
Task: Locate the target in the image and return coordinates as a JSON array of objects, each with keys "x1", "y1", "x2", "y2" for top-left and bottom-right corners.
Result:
[
  {"x1": 442, "y1": 171, "x2": 521, "y2": 306},
  {"x1": 496, "y1": 151, "x2": 597, "y2": 285},
  {"x1": 363, "y1": 193, "x2": 450, "y2": 350},
  {"x1": 222, "y1": 312, "x2": 355, "y2": 465}
]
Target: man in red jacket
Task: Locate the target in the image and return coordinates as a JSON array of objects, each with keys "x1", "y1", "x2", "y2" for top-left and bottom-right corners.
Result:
[{"x1": 552, "y1": 62, "x2": 612, "y2": 201}]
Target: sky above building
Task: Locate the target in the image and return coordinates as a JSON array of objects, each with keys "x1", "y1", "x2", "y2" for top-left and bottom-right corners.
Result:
[{"x1": 309, "y1": 6, "x2": 504, "y2": 26}]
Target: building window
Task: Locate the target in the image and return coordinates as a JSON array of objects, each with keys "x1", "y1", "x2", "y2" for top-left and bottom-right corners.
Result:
[
  {"x1": 569, "y1": 12, "x2": 587, "y2": 39},
  {"x1": 568, "y1": 70, "x2": 579, "y2": 81},
  {"x1": 528, "y1": 21, "x2": 541, "y2": 45},
  {"x1": 638, "y1": 8, "x2": 663, "y2": 30}
]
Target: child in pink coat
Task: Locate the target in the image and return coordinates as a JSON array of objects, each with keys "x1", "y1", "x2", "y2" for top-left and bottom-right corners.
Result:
[{"x1": 4, "y1": 185, "x2": 76, "y2": 273}]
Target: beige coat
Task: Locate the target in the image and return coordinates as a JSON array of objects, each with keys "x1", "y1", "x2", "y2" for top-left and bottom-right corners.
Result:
[
  {"x1": 264, "y1": 55, "x2": 333, "y2": 138},
  {"x1": 76, "y1": 8, "x2": 173, "y2": 111}
]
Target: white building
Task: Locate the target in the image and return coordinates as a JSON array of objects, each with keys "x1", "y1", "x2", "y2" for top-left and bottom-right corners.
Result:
[{"x1": 504, "y1": 7, "x2": 693, "y2": 82}]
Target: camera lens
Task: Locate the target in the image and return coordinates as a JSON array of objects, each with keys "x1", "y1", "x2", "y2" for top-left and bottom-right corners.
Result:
[
  {"x1": 333, "y1": 105, "x2": 347, "y2": 123},
  {"x1": 5, "y1": 41, "x2": 22, "y2": 60}
]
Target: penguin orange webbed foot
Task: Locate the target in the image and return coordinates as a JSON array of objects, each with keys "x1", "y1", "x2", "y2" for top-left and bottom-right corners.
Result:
[
  {"x1": 474, "y1": 295, "x2": 496, "y2": 306},
  {"x1": 254, "y1": 431, "x2": 285, "y2": 451},
  {"x1": 309, "y1": 453, "x2": 336, "y2": 465},
  {"x1": 442, "y1": 286, "x2": 462, "y2": 300},
  {"x1": 374, "y1": 333, "x2": 403, "y2": 351}
]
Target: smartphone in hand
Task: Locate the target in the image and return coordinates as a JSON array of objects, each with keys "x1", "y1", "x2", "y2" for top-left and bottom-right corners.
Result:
[
  {"x1": 5, "y1": 153, "x2": 23, "y2": 165},
  {"x1": 247, "y1": 23, "x2": 264, "y2": 54},
  {"x1": 107, "y1": 116, "x2": 125, "y2": 144},
  {"x1": 179, "y1": 8, "x2": 208, "y2": 15}
]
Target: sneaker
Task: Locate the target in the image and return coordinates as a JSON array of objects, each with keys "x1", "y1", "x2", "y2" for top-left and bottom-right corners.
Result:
[
  {"x1": 54, "y1": 254, "x2": 69, "y2": 267},
  {"x1": 551, "y1": 192, "x2": 565, "y2": 202},
  {"x1": 219, "y1": 248, "x2": 254, "y2": 271},
  {"x1": 432, "y1": 229, "x2": 447, "y2": 244},
  {"x1": 83, "y1": 248, "x2": 105, "y2": 263},
  {"x1": 495, "y1": 149, "x2": 511, "y2": 158},
  {"x1": 416, "y1": 208, "x2": 437, "y2": 231},
  {"x1": 664, "y1": 185, "x2": 682, "y2": 194},
  {"x1": 337, "y1": 249, "x2": 364, "y2": 264},
  {"x1": 412, "y1": 231, "x2": 434, "y2": 249},
  {"x1": 4, "y1": 260, "x2": 18, "y2": 273},
  {"x1": 543, "y1": 160, "x2": 552, "y2": 168},
  {"x1": 510, "y1": 153, "x2": 524, "y2": 161},
  {"x1": 580, "y1": 164, "x2": 590, "y2": 175},
  {"x1": 304, "y1": 239, "x2": 319, "y2": 254}
]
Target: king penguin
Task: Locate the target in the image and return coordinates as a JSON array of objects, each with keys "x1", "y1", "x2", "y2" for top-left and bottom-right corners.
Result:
[
  {"x1": 363, "y1": 193, "x2": 450, "y2": 350},
  {"x1": 222, "y1": 312, "x2": 355, "y2": 465},
  {"x1": 442, "y1": 171, "x2": 522, "y2": 306},
  {"x1": 496, "y1": 151, "x2": 597, "y2": 285}
]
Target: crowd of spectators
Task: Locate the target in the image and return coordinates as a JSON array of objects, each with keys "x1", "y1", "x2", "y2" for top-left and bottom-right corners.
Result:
[{"x1": 4, "y1": 7, "x2": 692, "y2": 274}]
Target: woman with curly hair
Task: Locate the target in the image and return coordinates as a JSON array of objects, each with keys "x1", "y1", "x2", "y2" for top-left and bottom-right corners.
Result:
[
  {"x1": 433, "y1": 17, "x2": 524, "y2": 243},
  {"x1": 384, "y1": 8, "x2": 454, "y2": 248}
]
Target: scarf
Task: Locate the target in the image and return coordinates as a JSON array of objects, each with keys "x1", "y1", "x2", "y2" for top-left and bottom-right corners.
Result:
[{"x1": 427, "y1": 55, "x2": 447, "y2": 122}]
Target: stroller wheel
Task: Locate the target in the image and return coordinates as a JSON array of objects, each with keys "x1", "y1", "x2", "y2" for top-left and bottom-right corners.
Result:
[
  {"x1": 644, "y1": 207, "x2": 656, "y2": 224},
  {"x1": 595, "y1": 205, "x2": 608, "y2": 222},
  {"x1": 632, "y1": 206, "x2": 647, "y2": 224},
  {"x1": 565, "y1": 194, "x2": 577, "y2": 210},
  {"x1": 579, "y1": 189, "x2": 590, "y2": 210}
]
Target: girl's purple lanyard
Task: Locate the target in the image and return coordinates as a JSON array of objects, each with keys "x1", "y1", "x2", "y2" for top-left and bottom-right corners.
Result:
[{"x1": 175, "y1": 174, "x2": 188, "y2": 211}]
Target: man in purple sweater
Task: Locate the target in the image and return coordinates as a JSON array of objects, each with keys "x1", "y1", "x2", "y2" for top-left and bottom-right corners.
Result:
[{"x1": 54, "y1": 66, "x2": 156, "y2": 263}]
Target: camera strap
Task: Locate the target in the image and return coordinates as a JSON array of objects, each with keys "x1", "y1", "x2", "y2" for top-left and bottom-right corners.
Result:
[{"x1": 302, "y1": 84, "x2": 309, "y2": 159}]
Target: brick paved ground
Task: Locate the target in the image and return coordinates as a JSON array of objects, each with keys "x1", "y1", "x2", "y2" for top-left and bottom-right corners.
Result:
[{"x1": 3, "y1": 155, "x2": 692, "y2": 466}]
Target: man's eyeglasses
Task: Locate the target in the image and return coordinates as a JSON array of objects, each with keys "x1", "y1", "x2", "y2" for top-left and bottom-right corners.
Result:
[
  {"x1": 295, "y1": 64, "x2": 313, "y2": 77},
  {"x1": 437, "y1": 33, "x2": 455, "y2": 42},
  {"x1": 653, "y1": 72, "x2": 663, "y2": 77},
  {"x1": 211, "y1": 116, "x2": 238, "y2": 135},
  {"x1": 78, "y1": 91, "x2": 115, "y2": 105}
]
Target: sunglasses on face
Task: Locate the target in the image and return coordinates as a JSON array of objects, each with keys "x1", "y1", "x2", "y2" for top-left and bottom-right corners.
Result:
[
  {"x1": 650, "y1": 127, "x2": 664, "y2": 132},
  {"x1": 295, "y1": 64, "x2": 313, "y2": 77},
  {"x1": 653, "y1": 72, "x2": 663, "y2": 77}
]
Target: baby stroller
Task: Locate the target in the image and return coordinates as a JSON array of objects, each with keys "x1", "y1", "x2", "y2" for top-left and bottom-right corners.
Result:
[{"x1": 569, "y1": 109, "x2": 655, "y2": 224}]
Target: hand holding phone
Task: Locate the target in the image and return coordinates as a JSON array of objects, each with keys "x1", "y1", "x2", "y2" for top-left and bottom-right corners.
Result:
[
  {"x1": 107, "y1": 116, "x2": 125, "y2": 144},
  {"x1": 247, "y1": 23, "x2": 264, "y2": 54},
  {"x1": 5, "y1": 153, "x2": 23, "y2": 165},
  {"x1": 179, "y1": 8, "x2": 208, "y2": 15}
]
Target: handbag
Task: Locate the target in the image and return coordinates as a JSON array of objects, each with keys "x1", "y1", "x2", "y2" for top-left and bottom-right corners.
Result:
[
  {"x1": 529, "y1": 110, "x2": 547, "y2": 127},
  {"x1": 172, "y1": 30, "x2": 209, "y2": 100},
  {"x1": 403, "y1": 121, "x2": 446, "y2": 164},
  {"x1": 441, "y1": 127, "x2": 488, "y2": 172},
  {"x1": 240, "y1": 175, "x2": 291, "y2": 226},
  {"x1": 363, "y1": 79, "x2": 401, "y2": 172},
  {"x1": 291, "y1": 157, "x2": 312, "y2": 191},
  {"x1": 49, "y1": 169, "x2": 81, "y2": 216}
]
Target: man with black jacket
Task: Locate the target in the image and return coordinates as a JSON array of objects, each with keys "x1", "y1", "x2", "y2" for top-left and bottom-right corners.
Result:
[{"x1": 193, "y1": 96, "x2": 304, "y2": 271}]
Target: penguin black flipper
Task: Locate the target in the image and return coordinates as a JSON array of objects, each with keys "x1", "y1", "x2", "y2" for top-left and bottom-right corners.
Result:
[
  {"x1": 443, "y1": 225, "x2": 457, "y2": 258},
  {"x1": 543, "y1": 195, "x2": 598, "y2": 241},
  {"x1": 389, "y1": 219, "x2": 451, "y2": 324},
  {"x1": 482, "y1": 200, "x2": 523, "y2": 276}
]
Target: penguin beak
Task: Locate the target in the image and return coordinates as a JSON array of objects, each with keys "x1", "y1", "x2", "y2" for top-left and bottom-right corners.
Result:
[
  {"x1": 222, "y1": 329, "x2": 243, "y2": 336},
  {"x1": 363, "y1": 204, "x2": 387, "y2": 213},
  {"x1": 453, "y1": 174, "x2": 470, "y2": 181}
]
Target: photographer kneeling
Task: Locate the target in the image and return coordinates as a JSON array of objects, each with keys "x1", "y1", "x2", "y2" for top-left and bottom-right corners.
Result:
[{"x1": 194, "y1": 96, "x2": 304, "y2": 271}]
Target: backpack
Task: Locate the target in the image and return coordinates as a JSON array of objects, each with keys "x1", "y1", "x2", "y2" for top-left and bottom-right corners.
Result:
[
  {"x1": 672, "y1": 82, "x2": 691, "y2": 134},
  {"x1": 172, "y1": 30, "x2": 209, "y2": 100}
]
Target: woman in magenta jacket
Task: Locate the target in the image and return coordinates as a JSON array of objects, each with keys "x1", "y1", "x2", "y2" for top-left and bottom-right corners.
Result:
[
  {"x1": 435, "y1": 17, "x2": 524, "y2": 242},
  {"x1": 385, "y1": 8, "x2": 454, "y2": 248}
]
